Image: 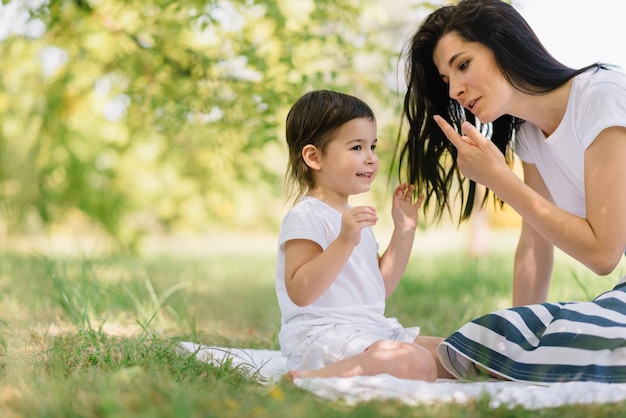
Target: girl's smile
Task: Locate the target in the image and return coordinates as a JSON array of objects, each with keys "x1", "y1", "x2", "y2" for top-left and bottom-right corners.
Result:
[{"x1": 307, "y1": 117, "x2": 379, "y2": 210}]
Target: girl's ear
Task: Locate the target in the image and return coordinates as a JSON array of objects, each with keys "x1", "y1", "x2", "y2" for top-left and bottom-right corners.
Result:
[{"x1": 302, "y1": 144, "x2": 322, "y2": 170}]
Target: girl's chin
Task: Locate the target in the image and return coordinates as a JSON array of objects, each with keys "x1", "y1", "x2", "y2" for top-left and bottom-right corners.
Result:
[{"x1": 353, "y1": 186, "x2": 372, "y2": 194}]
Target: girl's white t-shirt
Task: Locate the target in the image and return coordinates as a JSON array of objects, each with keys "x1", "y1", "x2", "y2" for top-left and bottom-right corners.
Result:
[
  {"x1": 514, "y1": 68, "x2": 626, "y2": 217},
  {"x1": 275, "y1": 196, "x2": 408, "y2": 357}
]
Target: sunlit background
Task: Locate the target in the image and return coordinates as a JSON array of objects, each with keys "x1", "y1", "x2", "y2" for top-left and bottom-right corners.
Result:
[{"x1": 0, "y1": 0, "x2": 622, "y2": 256}]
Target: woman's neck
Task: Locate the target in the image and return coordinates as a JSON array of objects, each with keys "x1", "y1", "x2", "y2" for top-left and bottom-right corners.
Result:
[{"x1": 514, "y1": 79, "x2": 574, "y2": 137}]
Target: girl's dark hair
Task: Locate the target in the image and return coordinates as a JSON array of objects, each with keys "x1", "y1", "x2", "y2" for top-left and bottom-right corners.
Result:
[
  {"x1": 399, "y1": 0, "x2": 604, "y2": 222},
  {"x1": 285, "y1": 90, "x2": 375, "y2": 203}
]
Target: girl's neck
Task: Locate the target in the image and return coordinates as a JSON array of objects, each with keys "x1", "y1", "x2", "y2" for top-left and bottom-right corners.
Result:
[{"x1": 307, "y1": 191, "x2": 349, "y2": 213}]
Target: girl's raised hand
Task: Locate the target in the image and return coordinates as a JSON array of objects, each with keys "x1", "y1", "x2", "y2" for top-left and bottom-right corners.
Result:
[
  {"x1": 391, "y1": 183, "x2": 423, "y2": 232},
  {"x1": 338, "y1": 206, "x2": 378, "y2": 247}
]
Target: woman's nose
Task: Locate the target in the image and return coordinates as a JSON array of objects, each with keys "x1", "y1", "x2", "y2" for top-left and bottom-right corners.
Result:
[{"x1": 449, "y1": 78, "x2": 465, "y2": 100}]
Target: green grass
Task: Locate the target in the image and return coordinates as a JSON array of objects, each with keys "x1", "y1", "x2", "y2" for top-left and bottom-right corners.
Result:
[{"x1": 0, "y1": 242, "x2": 624, "y2": 417}]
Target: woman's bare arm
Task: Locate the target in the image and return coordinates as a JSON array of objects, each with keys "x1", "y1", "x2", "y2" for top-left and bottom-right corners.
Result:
[
  {"x1": 436, "y1": 117, "x2": 626, "y2": 276},
  {"x1": 513, "y1": 163, "x2": 554, "y2": 306}
]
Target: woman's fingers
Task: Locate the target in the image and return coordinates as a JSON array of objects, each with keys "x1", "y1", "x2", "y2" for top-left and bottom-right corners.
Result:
[
  {"x1": 460, "y1": 121, "x2": 485, "y2": 146},
  {"x1": 434, "y1": 115, "x2": 478, "y2": 147},
  {"x1": 433, "y1": 115, "x2": 463, "y2": 147}
]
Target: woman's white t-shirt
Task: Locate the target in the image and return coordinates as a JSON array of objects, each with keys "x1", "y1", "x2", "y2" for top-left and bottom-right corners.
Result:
[{"x1": 514, "y1": 69, "x2": 626, "y2": 217}]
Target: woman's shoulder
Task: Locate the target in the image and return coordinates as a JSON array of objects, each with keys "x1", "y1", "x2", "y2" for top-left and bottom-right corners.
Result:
[
  {"x1": 569, "y1": 67, "x2": 626, "y2": 115},
  {"x1": 575, "y1": 67, "x2": 626, "y2": 92}
]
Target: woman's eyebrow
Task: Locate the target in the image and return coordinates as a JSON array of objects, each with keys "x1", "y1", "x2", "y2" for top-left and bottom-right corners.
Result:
[{"x1": 447, "y1": 51, "x2": 465, "y2": 68}]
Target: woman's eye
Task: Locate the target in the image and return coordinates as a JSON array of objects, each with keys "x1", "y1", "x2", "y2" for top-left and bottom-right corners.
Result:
[{"x1": 459, "y1": 60, "x2": 469, "y2": 71}]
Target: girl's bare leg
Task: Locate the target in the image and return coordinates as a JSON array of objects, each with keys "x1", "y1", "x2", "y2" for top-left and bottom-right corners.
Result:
[
  {"x1": 413, "y1": 335, "x2": 455, "y2": 379},
  {"x1": 286, "y1": 340, "x2": 438, "y2": 382}
]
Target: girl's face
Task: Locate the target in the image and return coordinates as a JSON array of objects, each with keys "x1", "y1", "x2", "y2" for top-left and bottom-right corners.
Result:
[
  {"x1": 312, "y1": 117, "x2": 379, "y2": 204},
  {"x1": 433, "y1": 31, "x2": 514, "y2": 123}
]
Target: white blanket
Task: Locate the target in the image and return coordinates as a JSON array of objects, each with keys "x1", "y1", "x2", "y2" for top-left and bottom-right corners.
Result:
[{"x1": 177, "y1": 342, "x2": 626, "y2": 410}]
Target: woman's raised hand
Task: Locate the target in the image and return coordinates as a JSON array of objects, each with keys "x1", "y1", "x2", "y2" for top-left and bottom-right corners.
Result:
[{"x1": 433, "y1": 115, "x2": 509, "y2": 190}]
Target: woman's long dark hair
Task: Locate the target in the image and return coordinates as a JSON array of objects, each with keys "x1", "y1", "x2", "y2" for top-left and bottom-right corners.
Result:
[{"x1": 399, "y1": 0, "x2": 602, "y2": 222}]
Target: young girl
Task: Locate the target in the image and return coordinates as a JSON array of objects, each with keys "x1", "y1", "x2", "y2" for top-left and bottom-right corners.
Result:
[
  {"x1": 276, "y1": 90, "x2": 449, "y2": 381},
  {"x1": 400, "y1": 0, "x2": 626, "y2": 383}
]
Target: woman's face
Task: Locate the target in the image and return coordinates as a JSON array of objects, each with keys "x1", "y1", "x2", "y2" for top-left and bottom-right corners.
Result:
[{"x1": 433, "y1": 31, "x2": 514, "y2": 123}]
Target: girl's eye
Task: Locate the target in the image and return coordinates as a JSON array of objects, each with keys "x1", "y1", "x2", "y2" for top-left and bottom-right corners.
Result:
[
  {"x1": 352, "y1": 145, "x2": 362, "y2": 151},
  {"x1": 371, "y1": 144, "x2": 377, "y2": 151}
]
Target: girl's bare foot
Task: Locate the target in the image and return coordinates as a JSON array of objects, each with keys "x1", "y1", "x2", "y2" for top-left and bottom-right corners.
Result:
[
  {"x1": 283, "y1": 370, "x2": 303, "y2": 384},
  {"x1": 284, "y1": 369, "x2": 320, "y2": 384}
]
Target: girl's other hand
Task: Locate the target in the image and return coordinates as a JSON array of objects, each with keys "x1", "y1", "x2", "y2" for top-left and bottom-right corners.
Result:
[
  {"x1": 338, "y1": 206, "x2": 378, "y2": 246},
  {"x1": 391, "y1": 183, "x2": 423, "y2": 232}
]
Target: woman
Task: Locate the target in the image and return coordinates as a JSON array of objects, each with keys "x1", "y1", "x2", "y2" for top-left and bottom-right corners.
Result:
[{"x1": 400, "y1": 0, "x2": 626, "y2": 383}]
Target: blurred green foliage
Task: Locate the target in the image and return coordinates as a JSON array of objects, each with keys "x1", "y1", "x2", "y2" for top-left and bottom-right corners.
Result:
[{"x1": 0, "y1": 0, "x2": 436, "y2": 248}]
